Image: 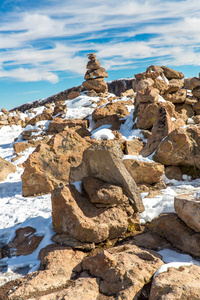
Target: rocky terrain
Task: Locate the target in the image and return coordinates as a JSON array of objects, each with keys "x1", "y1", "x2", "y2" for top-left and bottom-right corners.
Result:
[{"x1": 0, "y1": 55, "x2": 200, "y2": 299}]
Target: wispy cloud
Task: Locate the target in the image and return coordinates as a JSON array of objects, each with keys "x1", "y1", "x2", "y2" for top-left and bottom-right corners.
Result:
[{"x1": 0, "y1": 0, "x2": 200, "y2": 83}]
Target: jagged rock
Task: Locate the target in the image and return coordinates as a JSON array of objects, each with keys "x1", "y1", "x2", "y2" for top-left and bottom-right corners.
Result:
[
  {"x1": 1, "y1": 244, "x2": 85, "y2": 299},
  {"x1": 153, "y1": 78, "x2": 168, "y2": 94},
  {"x1": 86, "y1": 58, "x2": 101, "y2": 70},
  {"x1": 193, "y1": 101, "x2": 200, "y2": 114},
  {"x1": 192, "y1": 86, "x2": 200, "y2": 99},
  {"x1": 149, "y1": 264, "x2": 200, "y2": 300},
  {"x1": 51, "y1": 184, "x2": 129, "y2": 243},
  {"x1": 153, "y1": 126, "x2": 200, "y2": 169},
  {"x1": 21, "y1": 130, "x2": 90, "y2": 196},
  {"x1": 193, "y1": 115, "x2": 200, "y2": 124},
  {"x1": 135, "y1": 101, "x2": 172, "y2": 130},
  {"x1": 46, "y1": 116, "x2": 89, "y2": 135},
  {"x1": 163, "y1": 88, "x2": 187, "y2": 103},
  {"x1": 53, "y1": 100, "x2": 67, "y2": 116},
  {"x1": 13, "y1": 141, "x2": 30, "y2": 155},
  {"x1": 135, "y1": 71, "x2": 160, "y2": 80},
  {"x1": 120, "y1": 88, "x2": 135, "y2": 98},
  {"x1": 175, "y1": 103, "x2": 194, "y2": 122},
  {"x1": 140, "y1": 106, "x2": 174, "y2": 157},
  {"x1": 174, "y1": 194, "x2": 200, "y2": 232},
  {"x1": 84, "y1": 67, "x2": 108, "y2": 79},
  {"x1": 36, "y1": 277, "x2": 100, "y2": 300},
  {"x1": 69, "y1": 144, "x2": 144, "y2": 213},
  {"x1": 82, "y1": 176, "x2": 128, "y2": 207},
  {"x1": 67, "y1": 91, "x2": 80, "y2": 99},
  {"x1": 0, "y1": 157, "x2": 16, "y2": 182},
  {"x1": 82, "y1": 244, "x2": 163, "y2": 298},
  {"x1": 123, "y1": 158, "x2": 164, "y2": 184},
  {"x1": 8, "y1": 227, "x2": 43, "y2": 256},
  {"x1": 146, "y1": 65, "x2": 164, "y2": 75},
  {"x1": 147, "y1": 213, "x2": 200, "y2": 256},
  {"x1": 165, "y1": 165, "x2": 183, "y2": 181},
  {"x1": 27, "y1": 110, "x2": 53, "y2": 126},
  {"x1": 184, "y1": 77, "x2": 200, "y2": 90},
  {"x1": 135, "y1": 86, "x2": 159, "y2": 103},
  {"x1": 92, "y1": 100, "x2": 131, "y2": 121},
  {"x1": 124, "y1": 139, "x2": 144, "y2": 155},
  {"x1": 82, "y1": 78, "x2": 108, "y2": 93},
  {"x1": 167, "y1": 78, "x2": 184, "y2": 93},
  {"x1": 161, "y1": 66, "x2": 184, "y2": 80},
  {"x1": 52, "y1": 233, "x2": 95, "y2": 251},
  {"x1": 136, "y1": 78, "x2": 154, "y2": 92}
]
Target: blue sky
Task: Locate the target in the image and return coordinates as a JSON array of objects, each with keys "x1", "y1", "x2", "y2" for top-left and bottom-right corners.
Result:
[{"x1": 1, "y1": 0, "x2": 200, "y2": 110}]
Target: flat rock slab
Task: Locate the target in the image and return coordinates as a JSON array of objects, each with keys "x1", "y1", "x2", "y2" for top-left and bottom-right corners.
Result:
[{"x1": 175, "y1": 193, "x2": 200, "y2": 232}]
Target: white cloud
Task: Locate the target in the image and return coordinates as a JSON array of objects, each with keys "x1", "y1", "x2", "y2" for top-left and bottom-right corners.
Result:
[{"x1": 1, "y1": 0, "x2": 200, "y2": 82}]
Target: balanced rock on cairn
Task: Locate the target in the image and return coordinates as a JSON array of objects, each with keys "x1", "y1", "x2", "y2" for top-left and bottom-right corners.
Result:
[{"x1": 82, "y1": 53, "x2": 108, "y2": 93}]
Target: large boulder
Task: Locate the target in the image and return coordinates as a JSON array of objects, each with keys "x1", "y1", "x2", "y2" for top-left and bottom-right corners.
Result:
[
  {"x1": 174, "y1": 193, "x2": 200, "y2": 232},
  {"x1": 92, "y1": 100, "x2": 131, "y2": 121},
  {"x1": 46, "y1": 117, "x2": 89, "y2": 135},
  {"x1": 163, "y1": 88, "x2": 187, "y2": 103},
  {"x1": 184, "y1": 77, "x2": 200, "y2": 90},
  {"x1": 153, "y1": 126, "x2": 200, "y2": 169},
  {"x1": 147, "y1": 213, "x2": 200, "y2": 256},
  {"x1": 149, "y1": 264, "x2": 200, "y2": 300},
  {"x1": 0, "y1": 157, "x2": 16, "y2": 182},
  {"x1": 82, "y1": 244, "x2": 163, "y2": 298},
  {"x1": 69, "y1": 144, "x2": 144, "y2": 213},
  {"x1": 161, "y1": 66, "x2": 184, "y2": 80},
  {"x1": 123, "y1": 158, "x2": 164, "y2": 184},
  {"x1": 21, "y1": 130, "x2": 90, "y2": 196},
  {"x1": 135, "y1": 86, "x2": 159, "y2": 104},
  {"x1": 51, "y1": 184, "x2": 137, "y2": 243},
  {"x1": 82, "y1": 78, "x2": 108, "y2": 93}
]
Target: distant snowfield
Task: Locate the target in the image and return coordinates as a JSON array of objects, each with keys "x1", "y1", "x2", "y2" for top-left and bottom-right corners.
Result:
[{"x1": 0, "y1": 93, "x2": 200, "y2": 285}]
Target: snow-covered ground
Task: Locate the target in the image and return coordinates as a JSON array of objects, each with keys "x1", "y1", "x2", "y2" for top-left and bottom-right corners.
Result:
[{"x1": 0, "y1": 93, "x2": 200, "y2": 285}]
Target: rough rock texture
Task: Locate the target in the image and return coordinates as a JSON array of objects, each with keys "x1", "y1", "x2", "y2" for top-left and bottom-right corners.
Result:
[
  {"x1": 83, "y1": 78, "x2": 108, "y2": 93},
  {"x1": 161, "y1": 66, "x2": 184, "y2": 80},
  {"x1": 1, "y1": 244, "x2": 85, "y2": 299},
  {"x1": 135, "y1": 86, "x2": 159, "y2": 104},
  {"x1": 8, "y1": 226, "x2": 43, "y2": 257},
  {"x1": 147, "y1": 213, "x2": 200, "y2": 256},
  {"x1": 21, "y1": 130, "x2": 90, "y2": 196},
  {"x1": 184, "y1": 77, "x2": 200, "y2": 90},
  {"x1": 69, "y1": 145, "x2": 144, "y2": 213},
  {"x1": 163, "y1": 88, "x2": 187, "y2": 103},
  {"x1": 124, "y1": 139, "x2": 144, "y2": 155},
  {"x1": 51, "y1": 184, "x2": 133, "y2": 243},
  {"x1": 0, "y1": 156, "x2": 16, "y2": 182},
  {"x1": 153, "y1": 125, "x2": 200, "y2": 169},
  {"x1": 123, "y1": 158, "x2": 164, "y2": 184},
  {"x1": 140, "y1": 106, "x2": 174, "y2": 157},
  {"x1": 92, "y1": 100, "x2": 131, "y2": 121},
  {"x1": 165, "y1": 165, "x2": 183, "y2": 181},
  {"x1": 149, "y1": 264, "x2": 200, "y2": 300},
  {"x1": 82, "y1": 244, "x2": 163, "y2": 298},
  {"x1": 67, "y1": 91, "x2": 80, "y2": 99},
  {"x1": 174, "y1": 194, "x2": 200, "y2": 232},
  {"x1": 46, "y1": 117, "x2": 89, "y2": 135}
]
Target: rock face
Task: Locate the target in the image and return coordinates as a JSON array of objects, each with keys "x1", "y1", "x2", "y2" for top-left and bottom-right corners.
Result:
[
  {"x1": 69, "y1": 144, "x2": 144, "y2": 213},
  {"x1": 0, "y1": 156, "x2": 16, "y2": 182},
  {"x1": 149, "y1": 264, "x2": 200, "y2": 300},
  {"x1": 147, "y1": 213, "x2": 200, "y2": 256},
  {"x1": 153, "y1": 126, "x2": 200, "y2": 169},
  {"x1": 21, "y1": 130, "x2": 90, "y2": 196},
  {"x1": 82, "y1": 53, "x2": 108, "y2": 93},
  {"x1": 174, "y1": 194, "x2": 200, "y2": 232},
  {"x1": 82, "y1": 243, "x2": 163, "y2": 298}
]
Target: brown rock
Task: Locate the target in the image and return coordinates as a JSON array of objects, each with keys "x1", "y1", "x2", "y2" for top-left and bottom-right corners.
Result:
[
  {"x1": 140, "y1": 106, "x2": 174, "y2": 157},
  {"x1": 120, "y1": 88, "x2": 135, "y2": 98},
  {"x1": 161, "y1": 66, "x2": 184, "y2": 80},
  {"x1": 167, "y1": 78, "x2": 184, "y2": 93},
  {"x1": 82, "y1": 77, "x2": 108, "y2": 93},
  {"x1": 147, "y1": 213, "x2": 200, "y2": 256},
  {"x1": 153, "y1": 126, "x2": 200, "y2": 169},
  {"x1": 163, "y1": 88, "x2": 187, "y2": 103},
  {"x1": 21, "y1": 130, "x2": 89, "y2": 196},
  {"x1": 82, "y1": 176, "x2": 127, "y2": 207},
  {"x1": 8, "y1": 227, "x2": 43, "y2": 256},
  {"x1": 82, "y1": 244, "x2": 163, "y2": 297},
  {"x1": 192, "y1": 86, "x2": 200, "y2": 99},
  {"x1": 46, "y1": 116, "x2": 88, "y2": 134},
  {"x1": 124, "y1": 139, "x2": 144, "y2": 155},
  {"x1": 51, "y1": 184, "x2": 128, "y2": 243},
  {"x1": 86, "y1": 58, "x2": 101, "y2": 70},
  {"x1": 193, "y1": 115, "x2": 200, "y2": 124},
  {"x1": 184, "y1": 77, "x2": 200, "y2": 90},
  {"x1": 135, "y1": 101, "x2": 175, "y2": 130},
  {"x1": 193, "y1": 101, "x2": 200, "y2": 115},
  {"x1": 175, "y1": 103, "x2": 194, "y2": 122},
  {"x1": 174, "y1": 194, "x2": 200, "y2": 232},
  {"x1": 165, "y1": 165, "x2": 183, "y2": 181},
  {"x1": 153, "y1": 78, "x2": 168, "y2": 94},
  {"x1": 135, "y1": 71, "x2": 160, "y2": 80},
  {"x1": 0, "y1": 157, "x2": 16, "y2": 182},
  {"x1": 136, "y1": 78, "x2": 154, "y2": 92},
  {"x1": 123, "y1": 158, "x2": 164, "y2": 184},
  {"x1": 52, "y1": 233, "x2": 95, "y2": 251},
  {"x1": 92, "y1": 100, "x2": 130, "y2": 121},
  {"x1": 149, "y1": 264, "x2": 200, "y2": 300},
  {"x1": 3, "y1": 244, "x2": 85, "y2": 299},
  {"x1": 69, "y1": 145, "x2": 144, "y2": 213},
  {"x1": 13, "y1": 142, "x2": 29, "y2": 155},
  {"x1": 135, "y1": 86, "x2": 159, "y2": 104},
  {"x1": 84, "y1": 67, "x2": 108, "y2": 79},
  {"x1": 146, "y1": 65, "x2": 164, "y2": 75},
  {"x1": 27, "y1": 110, "x2": 53, "y2": 126},
  {"x1": 67, "y1": 91, "x2": 80, "y2": 99}
]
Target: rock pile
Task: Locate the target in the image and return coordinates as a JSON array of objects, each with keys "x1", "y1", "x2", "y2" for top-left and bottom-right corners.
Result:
[
  {"x1": 82, "y1": 53, "x2": 108, "y2": 93},
  {"x1": 0, "y1": 108, "x2": 25, "y2": 128}
]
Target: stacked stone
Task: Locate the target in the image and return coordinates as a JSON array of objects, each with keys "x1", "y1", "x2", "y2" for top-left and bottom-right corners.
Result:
[{"x1": 82, "y1": 53, "x2": 108, "y2": 93}]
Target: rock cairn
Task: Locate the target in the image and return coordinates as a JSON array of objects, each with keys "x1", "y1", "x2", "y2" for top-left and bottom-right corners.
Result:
[{"x1": 82, "y1": 53, "x2": 108, "y2": 93}]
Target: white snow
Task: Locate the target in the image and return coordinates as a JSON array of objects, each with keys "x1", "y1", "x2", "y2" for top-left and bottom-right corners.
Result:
[
  {"x1": 0, "y1": 92, "x2": 200, "y2": 285},
  {"x1": 122, "y1": 154, "x2": 154, "y2": 163}
]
